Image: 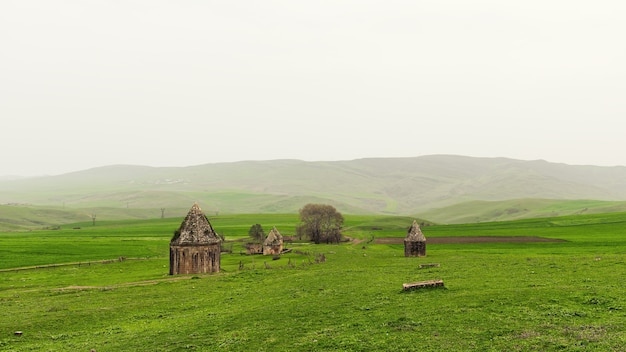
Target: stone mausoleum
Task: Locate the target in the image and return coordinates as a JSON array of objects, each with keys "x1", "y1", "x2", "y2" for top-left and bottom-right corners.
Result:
[
  {"x1": 169, "y1": 203, "x2": 221, "y2": 275},
  {"x1": 263, "y1": 226, "x2": 284, "y2": 255},
  {"x1": 404, "y1": 220, "x2": 426, "y2": 257}
]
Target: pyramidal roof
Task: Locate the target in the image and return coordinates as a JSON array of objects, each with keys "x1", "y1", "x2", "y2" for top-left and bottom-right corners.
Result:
[
  {"x1": 264, "y1": 226, "x2": 283, "y2": 246},
  {"x1": 171, "y1": 203, "x2": 221, "y2": 245},
  {"x1": 405, "y1": 220, "x2": 426, "y2": 242}
]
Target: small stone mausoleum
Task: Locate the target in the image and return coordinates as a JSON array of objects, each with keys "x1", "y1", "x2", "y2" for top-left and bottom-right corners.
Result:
[
  {"x1": 263, "y1": 226, "x2": 284, "y2": 255},
  {"x1": 169, "y1": 203, "x2": 221, "y2": 275},
  {"x1": 404, "y1": 220, "x2": 426, "y2": 257}
]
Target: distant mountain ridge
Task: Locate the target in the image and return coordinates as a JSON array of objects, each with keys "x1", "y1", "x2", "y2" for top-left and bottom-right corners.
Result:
[{"x1": 2, "y1": 155, "x2": 626, "y2": 216}]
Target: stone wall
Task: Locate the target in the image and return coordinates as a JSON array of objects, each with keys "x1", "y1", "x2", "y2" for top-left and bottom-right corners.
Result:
[
  {"x1": 404, "y1": 240, "x2": 426, "y2": 257},
  {"x1": 263, "y1": 244, "x2": 283, "y2": 256},
  {"x1": 169, "y1": 243, "x2": 221, "y2": 275}
]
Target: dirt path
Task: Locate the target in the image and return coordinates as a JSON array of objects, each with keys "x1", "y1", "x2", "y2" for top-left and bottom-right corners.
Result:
[
  {"x1": 346, "y1": 236, "x2": 365, "y2": 244},
  {"x1": 57, "y1": 276, "x2": 193, "y2": 291},
  {"x1": 0, "y1": 257, "x2": 153, "y2": 273}
]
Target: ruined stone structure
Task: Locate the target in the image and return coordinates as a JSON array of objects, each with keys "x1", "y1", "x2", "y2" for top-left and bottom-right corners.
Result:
[
  {"x1": 245, "y1": 243, "x2": 263, "y2": 255},
  {"x1": 169, "y1": 203, "x2": 221, "y2": 275},
  {"x1": 404, "y1": 220, "x2": 426, "y2": 257},
  {"x1": 263, "y1": 226, "x2": 284, "y2": 255}
]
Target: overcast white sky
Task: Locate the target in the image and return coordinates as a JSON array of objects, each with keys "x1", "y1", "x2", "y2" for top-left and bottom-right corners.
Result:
[{"x1": 1, "y1": 1, "x2": 625, "y2": 176}]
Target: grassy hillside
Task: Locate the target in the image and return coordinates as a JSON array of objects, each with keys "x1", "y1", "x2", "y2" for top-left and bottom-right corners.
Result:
[
  {"x1": 418, "y1": 199, "x2": 626, "y2": 224},
  {"x1": 0, "y1": 204, "x2": 194, "y2": 232},
  {"x1": 2, "y1": 213, "x2": 626, "y2": 351},
  {"x1": 5, "y1": 197, "x2": 626, "y2": 232},
  {"x1": 2, "y1": 156, "x2": 626, "y2": 216}
]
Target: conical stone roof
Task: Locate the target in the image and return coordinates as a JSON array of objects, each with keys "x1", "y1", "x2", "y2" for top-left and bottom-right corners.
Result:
[
  {"x1": 264, "y1": 226, "x2": 283, "y2": 246},
  {"x1": 171, "y1": 203, "x2": 221, "y2": 245},
  {"x1": 405, "y1": 220, "x2": 426, "y2": 242}
]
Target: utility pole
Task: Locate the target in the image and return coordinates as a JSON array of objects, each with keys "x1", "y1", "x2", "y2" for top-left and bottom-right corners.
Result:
[{"x1": 91, "y1": 214, "x2": 96, "y2": 226}]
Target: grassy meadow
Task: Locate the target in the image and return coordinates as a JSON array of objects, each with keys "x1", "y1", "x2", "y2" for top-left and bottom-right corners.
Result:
[{"x1": 1, "y1": 213, "x2": 626, "y2": 351}]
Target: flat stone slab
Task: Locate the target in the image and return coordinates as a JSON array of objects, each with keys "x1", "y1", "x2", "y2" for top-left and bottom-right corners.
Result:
[{"x1": 403, "y1": 279, "x2": 444, "y2": 291}]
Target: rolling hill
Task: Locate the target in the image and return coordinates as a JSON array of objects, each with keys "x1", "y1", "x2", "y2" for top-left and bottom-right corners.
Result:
[
  {"x1": 418, "y1": 198, "x2": 626, "y2": 224},
  {"x1": 2, "y1": 155, "x2": 626, "y2": 228}
]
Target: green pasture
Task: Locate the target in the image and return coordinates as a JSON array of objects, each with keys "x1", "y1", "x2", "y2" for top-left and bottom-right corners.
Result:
[
  {"x1": 418, "y1": 199, "x2": 626, "y2": 224},
  {"x1": 1, "y1": 213, "x2": 626, "y2": 351}
]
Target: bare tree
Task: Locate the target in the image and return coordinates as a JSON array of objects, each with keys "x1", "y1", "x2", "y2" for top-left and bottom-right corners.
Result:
[
  {"x1": 297, "y1": 204, "x2": 344, "y2": 244},
  {"x1": 91, "y1": 214, "x2": 96, "y2": 226}
]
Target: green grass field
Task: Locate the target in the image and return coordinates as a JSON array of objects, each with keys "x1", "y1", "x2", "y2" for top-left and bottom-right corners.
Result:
[{"x1": 1, "y1": 213, "x2": 626, "y2": 351}]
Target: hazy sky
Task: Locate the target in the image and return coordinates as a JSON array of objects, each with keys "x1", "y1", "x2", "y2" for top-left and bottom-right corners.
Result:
[{"x1": 2, "y1": 1, "x2": 625, "y2": 176}]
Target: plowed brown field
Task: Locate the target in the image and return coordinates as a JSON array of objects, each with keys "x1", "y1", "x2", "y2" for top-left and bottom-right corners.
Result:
[{"x1": 374, "y1": 236, "x2": 566, "y2": 244}]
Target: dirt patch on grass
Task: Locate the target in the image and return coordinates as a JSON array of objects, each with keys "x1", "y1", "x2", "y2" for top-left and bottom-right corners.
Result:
[
  {"x1": 346, "y1": 236, "x2": 365, "y2": 245},
  {"x1": 374, "y1": 236, "x2": 566, "y2": 244},
  {"x1": 61, "y1": 285, "x2": 101, "y2": 290}
]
